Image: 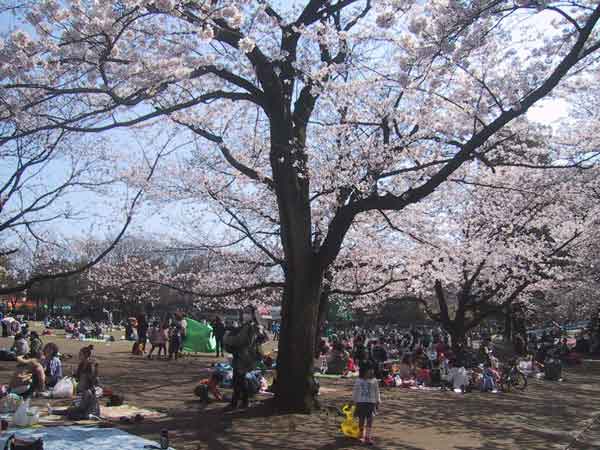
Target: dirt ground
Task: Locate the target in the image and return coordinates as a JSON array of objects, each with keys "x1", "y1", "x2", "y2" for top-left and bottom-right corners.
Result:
[{"x1": 2, "y1": 328, "x2": 600, "y2": 450}]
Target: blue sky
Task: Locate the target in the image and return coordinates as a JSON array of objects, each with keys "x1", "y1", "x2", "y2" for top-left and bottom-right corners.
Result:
[{"x1": 0, "y1": 2, "x2": 573, "y2": 249}]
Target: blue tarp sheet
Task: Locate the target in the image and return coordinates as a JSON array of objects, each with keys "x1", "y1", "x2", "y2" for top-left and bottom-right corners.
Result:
[{"x1": 0, "y1": 425, "x2": 174, "y2": 449}]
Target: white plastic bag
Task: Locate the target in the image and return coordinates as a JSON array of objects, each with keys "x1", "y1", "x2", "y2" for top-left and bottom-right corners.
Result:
[
  {"x1": 52, "y1": 376, "x2": 75, "y2": 399},
  {"x1": 13, "y1": 398, "x2": 30, "y2": 427}
]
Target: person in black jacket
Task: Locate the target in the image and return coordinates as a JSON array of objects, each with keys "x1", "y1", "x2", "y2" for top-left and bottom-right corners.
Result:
[
  {"x1": 370, "y1": 340, "x2": 388, "y2": 379},
  {"x1": 137, "y1": 314, "x2": 148, "y2": 354},
  {"x1": 211, "y1": 316, "x2": 226, "y2": 357},
  {"x1": 353, "y1": 335, "x2": 368, "y2": 368}
]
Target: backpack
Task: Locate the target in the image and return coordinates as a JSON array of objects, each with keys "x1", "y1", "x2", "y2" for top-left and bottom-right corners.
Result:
[{"x1": 223, "y1": 326, "x2": 248, "y2": 354}]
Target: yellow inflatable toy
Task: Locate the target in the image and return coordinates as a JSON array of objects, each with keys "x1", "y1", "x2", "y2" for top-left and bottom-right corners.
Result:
[{"x1": 340, "y1": 404, "x2": 360, "y2": 439}]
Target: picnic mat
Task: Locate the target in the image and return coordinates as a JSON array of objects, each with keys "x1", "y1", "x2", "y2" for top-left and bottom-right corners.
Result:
[
  {"x1": 99, "y1": 404, "x2": 166, "y2": 420},
  {"x1": 38, "y1": 415, "x2": 98, "y2": 426},
  {"x1": 314, "y1": 373, "x2": 358, "y2": 379},
  {"x1": 0, "y1": 425, "x2": 174, "y2": 449}
]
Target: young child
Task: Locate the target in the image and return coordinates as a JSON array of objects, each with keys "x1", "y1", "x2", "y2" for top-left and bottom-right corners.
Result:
[
  {"x1": 352, "y1": 362, "x2": 381, "y2": 445},
  {"x1": 194, "y1": 372, "x2": 224, "y2": 403}
]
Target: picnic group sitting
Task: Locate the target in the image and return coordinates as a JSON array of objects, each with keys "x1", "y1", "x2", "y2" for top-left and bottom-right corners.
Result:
[
  {"x1": 315, "y1": 326, "x2": 511, "y2": 393},
  {"x1": 1, "y1": 340, "x2": 103, "y2": 421},
  {"x1": 64, "y1": 320, "x2": 113, "y2": 342}
]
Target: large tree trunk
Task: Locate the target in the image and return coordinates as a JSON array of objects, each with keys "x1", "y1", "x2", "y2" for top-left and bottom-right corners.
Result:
[
  {"x1": 268, "y1": 116, "x2": 322, "y2": 412},
  {"x1": 449, "y1": 322, "x2": 467, "y2": 352},
  {"x1": 314, "y1": 272, "x2": 332, "y2": 355},
  {"x1": 504, "y1": 304, "x2": 513, "y2": 342},
  {"x1": 276, "y1": 269, "x2": 322, "y2": 412}
]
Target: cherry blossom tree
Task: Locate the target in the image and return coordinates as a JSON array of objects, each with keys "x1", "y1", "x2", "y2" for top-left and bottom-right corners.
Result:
[{"x1": 2, "y1": 0, "x2": 600, "y2": 411}]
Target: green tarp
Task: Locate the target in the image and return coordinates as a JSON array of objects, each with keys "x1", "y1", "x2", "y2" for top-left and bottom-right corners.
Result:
[{"x1": 183, "y1": 318, "x2": 216, "y2": 353}]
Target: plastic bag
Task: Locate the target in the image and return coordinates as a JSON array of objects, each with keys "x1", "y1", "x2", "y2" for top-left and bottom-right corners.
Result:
[
  {"x1": 13, "y1": 398, "x2": 34, "y2": 427},
  {"x1": 51, "y1": 377, "x2": 75, "y2": 399},
  {"x1": 340, "y1": 404, "x2": 360, "y2": 439}
]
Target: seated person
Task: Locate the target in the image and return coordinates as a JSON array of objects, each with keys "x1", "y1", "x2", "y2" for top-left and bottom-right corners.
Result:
[
  {"x1": 49, "y1": 377, "x2": 100, "y2": 420},
  {"x1": 415, "y1": 361, "x2": 431, "y2": 386},
  {"x1": 74, "y1": 345, "x2": 98, "y2": 393},
  {"x1": 326, "y1": 342, "x2": 349, "y2": 375},
  {"x1": 42, "y1": 342, "x2": 63, "y2": 388},
  {"x1": 413, "y1": 347, "x2": 427, "y2": 368},
  {"x1": 29, "y1": 331, "x2": 43, "y2": 359},
  {"x1": 9, "y1": 356, "x2": 45, "y2": 398},
  {"x1": 447, "y1": 359, "x2": 469, "y2": 392},
  {"x1": 398, "y1": 354, "x2": 414, "y2": 380},
  {"x1": 371, "y1": 340, "x2": 387, "y2": 362},
  {"x1": 480, "y1": 361, "x2": 498, "y2": 392},
  {"x1": 11, "y1": 333, "x2": 30, "y2": 357},
  {"x1": 574, "y1": 333, "x2": 590, "y2": 354},
  {"x1": 317, "y1": 339, "x2": 330, "y2": 357},
  {"x1": 435, "y1": 340, "x2": 447, "y2": 355},
  {"x1": 430, "y1": 359, "x2": 442, "y2": 386}
]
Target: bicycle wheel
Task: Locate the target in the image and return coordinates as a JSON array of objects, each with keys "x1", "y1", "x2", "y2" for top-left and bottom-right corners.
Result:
[{"x1": 513, "y1": 371, "x2": 527, "y2": 390}]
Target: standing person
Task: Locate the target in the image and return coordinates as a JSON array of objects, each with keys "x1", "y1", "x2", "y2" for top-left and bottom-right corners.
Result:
[
  {"x1": 102, "y1": 308, "x2": 113, "y2": 332},
  {"x1": 271, "y1": 322, "x2": 280, "y2": 341},
  {"x1": 158, "y1": 321, "x2": 169, "y2": 358},
  {"x1": 370, "y1": 339, "x2": 388, "y2": 379},
  {"x1": 124, "y1": 320, "x2": 134, "y2": 341},
  {"x1": 174, "y1": 313, "x2": 187, "y2": 358},
  {"x1": 168, "y1": 322, "x2": 182, "y2": 360},
  {"x1": 353, "y1": 335, "x2": 368, "y2": 369},
  {"x1": 352, "y1": 362, "x2": 381, "y2": 445},
  {"x1": 211, "y1": 316, "x2": 226, "y2": 358},
  {"x1": 137, "y1": 314, "x2": 148, "y2": 354},
  {"x1": 229, "y1": 308, "x2": 265, "y2": 410},
  {"x1": 147, "y1": 321, "x2": 163, "y2": 360}
]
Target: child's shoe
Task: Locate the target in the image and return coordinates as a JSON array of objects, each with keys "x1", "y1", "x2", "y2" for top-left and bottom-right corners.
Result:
[{"x1": 359, "y1": 427, "x2": 366, "y2": 443}]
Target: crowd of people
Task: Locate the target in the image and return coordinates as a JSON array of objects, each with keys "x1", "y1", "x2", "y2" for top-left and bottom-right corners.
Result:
[
  {"x1": 5, "y1": 307, "x2": 597, "y2": 447},
  {"x1": 315, "y1": 322, "x2": 595, "y2": 406},
  {"x1": 125, "y1": 312, "x2": 189, "y2": 360}
]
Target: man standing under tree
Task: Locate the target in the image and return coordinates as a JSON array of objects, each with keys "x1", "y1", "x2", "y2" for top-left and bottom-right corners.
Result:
[
  {"x1": 227, "y1": 307, "x2": 266, "y2": 410},
  {"x1": 211, "y1": 316, "x2": 226, "y2": 358}
]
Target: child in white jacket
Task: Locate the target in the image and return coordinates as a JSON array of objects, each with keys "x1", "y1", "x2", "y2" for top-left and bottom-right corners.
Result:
[{"x1": 352, "y1": 363, "x2": 381, "y2": 445}]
